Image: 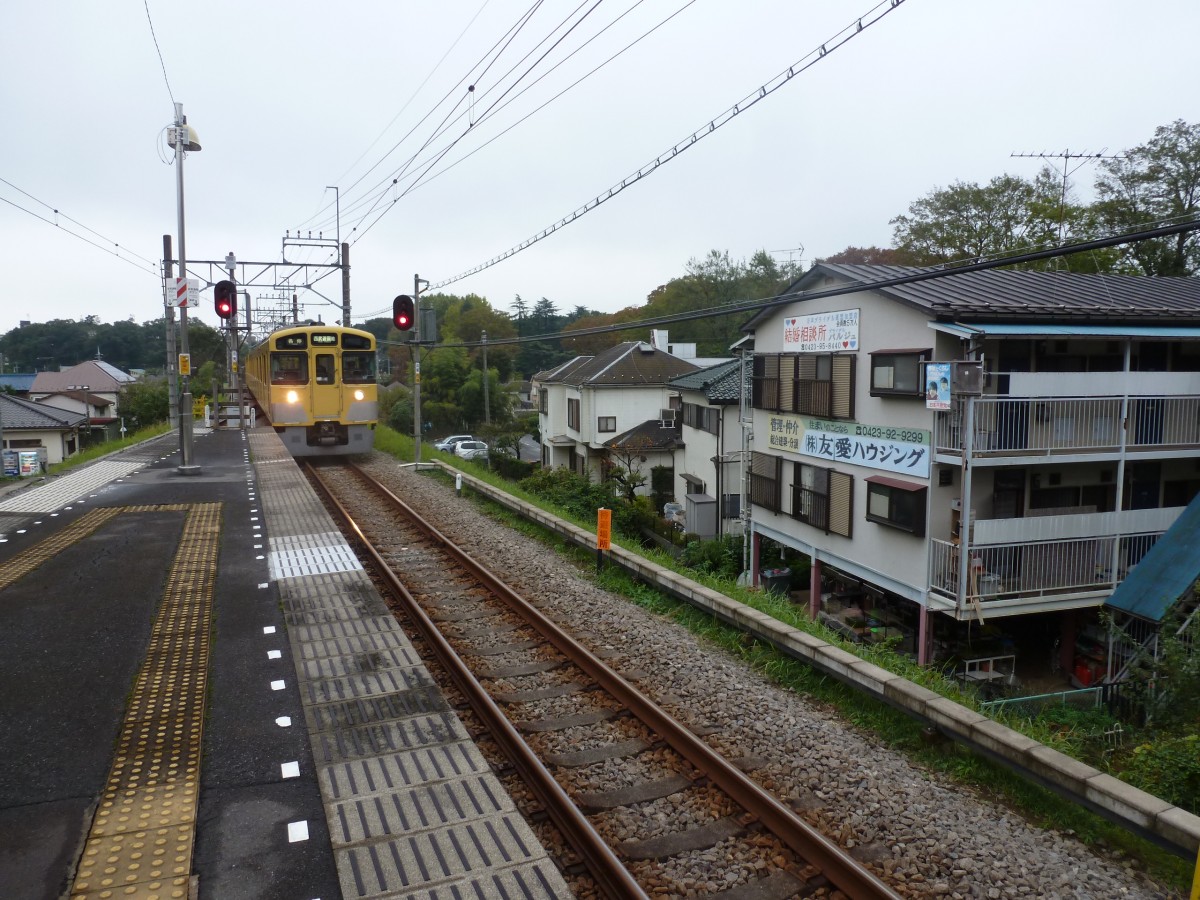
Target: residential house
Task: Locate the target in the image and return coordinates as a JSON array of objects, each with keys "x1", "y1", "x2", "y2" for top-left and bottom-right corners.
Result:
[
  {"x1": 665, "y1": 357, "x2": 750, "y2": 539},
  {"x1": 534, "y1": 341, "x2": 698, "y2": 486},
  {"x1": 742, "y1": 263, "x2": 1200, "y2": 680},
  {"x1": 0, "y1": 393, "x2": 88, "y2": 472},
  {"x1": 29, "y1": 360, "x2": 134, "y2": 442}
]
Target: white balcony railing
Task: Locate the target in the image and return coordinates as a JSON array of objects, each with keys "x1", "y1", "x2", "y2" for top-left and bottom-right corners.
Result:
[
  {"x1": 929, "y1": 531, "x2": 1163, "y2": 611},
  {"x1": 933, "y1": 395, "x2": 1200, "y2": 457}
]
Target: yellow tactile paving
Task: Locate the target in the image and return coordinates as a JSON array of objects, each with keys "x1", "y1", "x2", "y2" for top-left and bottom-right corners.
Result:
[
  {"x1": 0, "y1": 504, "x2": 192, "y2": 593},
  {"x1": 65, "y1": 502, "x2": 221, "y2": 900}
]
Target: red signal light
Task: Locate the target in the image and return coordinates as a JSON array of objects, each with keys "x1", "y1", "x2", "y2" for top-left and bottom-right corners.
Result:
[
  {"x1": 214, "y1": 280, "x2": 237, "y2": 321},
  {"x1": 392, "y1": 294, "x2": 415, "y2": 331}
]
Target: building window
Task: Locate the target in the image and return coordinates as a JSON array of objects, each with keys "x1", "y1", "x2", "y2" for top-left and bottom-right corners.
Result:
[
  {"x1": 790, "y1": 463, "x2": 853, "y2": 537},
  {"x1": 682, "y1": 401, "x2": 720, "y2": 434},
  {"x1": 539, "y1": 388, "x2": 548, "y2": 414},
  {"x1": 865, "y1": 476, "x2": 927, "y2": 536},
  {"x1": 748, "y1": 451, "x2": 782, "y2": 512},
  {"x1": 753, "y1": 353, "x2": 855, "y2": 419},
  {"x1": 567, "y1": 398, "x2": 580, "y2": 430},
  {"x1": 682, "y1": 473, "x2": 706, "y2": 495},
  {"x1": 870, "y1": 349, "x2": 930, "y2": 397},
  {"x1": 722, "y1": 494, "x2": 741, "y2": 519},
  {"x1": 597, "y1": 416, "x2": 616, "y2": 433}
]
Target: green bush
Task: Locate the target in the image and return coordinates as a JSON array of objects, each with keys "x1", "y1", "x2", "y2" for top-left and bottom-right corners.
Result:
[
  {"x1": 491, "y1": 454, "x2": 536, "y2": 481},
  {"x1": 1121, "y1": 735, "x2": 1200, "y2": 813},
  {"x1": 680, "y1": 534, "x2": 744, "y2": 579},
  {"x1": 520, "y1": 467, "x2": 615, "y2": 522}
]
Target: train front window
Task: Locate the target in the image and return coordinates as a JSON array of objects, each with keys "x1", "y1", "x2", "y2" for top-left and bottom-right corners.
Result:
[
  {"x1": 342, "y1": 351, "x2": 376, "y2": 384},
  {"x1": 315, "y1": 354, "x2": 336, "y2": 385},
  {"x1": 270, "y1": 352, "x2": 309, "y2": 385}
]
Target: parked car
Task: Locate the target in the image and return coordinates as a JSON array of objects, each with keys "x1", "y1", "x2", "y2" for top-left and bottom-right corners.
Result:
[
  {"x1": 454, "y1": 440, "x2": 489, "y2": 461},
  {"x1": 434, "y1": 434, "x2": 473, "y2": 452}
]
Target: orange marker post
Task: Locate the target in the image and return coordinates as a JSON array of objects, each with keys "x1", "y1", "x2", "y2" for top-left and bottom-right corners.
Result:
[{"x1": 596, "y1": 508, "x2": 611, "y2": 573}]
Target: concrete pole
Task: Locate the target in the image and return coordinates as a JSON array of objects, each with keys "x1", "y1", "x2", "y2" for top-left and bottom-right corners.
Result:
[
  {"x1": 341, "y1": 242, "x2": 351, "y2": 326},
  {"x1": 173, "y1": 102, "x2": 198, "y2": 474},
  {"x1": 163, "y1": 235, "x2": 179, "y2": 429},
  {"x1": 482, "y1": 330, "x2": 490, "y2": 425},
  {"x1": 412, "y1": 275, "x2": 424, "y2": 465}
]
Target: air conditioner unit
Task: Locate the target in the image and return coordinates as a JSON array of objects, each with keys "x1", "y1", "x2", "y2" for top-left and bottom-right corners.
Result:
[{"x1": 659, "y1": 408, "x2": 676, "y2": 427}]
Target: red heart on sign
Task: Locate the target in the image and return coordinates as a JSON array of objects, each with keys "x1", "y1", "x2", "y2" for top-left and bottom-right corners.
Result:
[{"x1": 842, "y1": 341, "x2": 849, "y2": 348}]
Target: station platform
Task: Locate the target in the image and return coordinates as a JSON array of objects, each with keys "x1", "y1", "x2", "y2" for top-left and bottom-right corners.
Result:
[{"x1": 0, "y1": 427, "x2": 569, "y2": 900}]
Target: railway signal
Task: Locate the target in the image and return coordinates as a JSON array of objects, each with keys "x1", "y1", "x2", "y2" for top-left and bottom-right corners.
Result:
[
  {"x1": 392, "y1": 294, "x2": 415, "y2": 331},
  {"x1": 215, "y1": 280, "x2": 237, "y2": 320}
]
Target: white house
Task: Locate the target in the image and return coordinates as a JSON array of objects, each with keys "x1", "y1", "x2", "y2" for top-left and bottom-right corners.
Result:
[
  {"x1": 741, "y1": 263, "x2": 1200, "y2": 679},
  {"x1": 534, "y1": 341, "x2": 698, "y2": 484}
]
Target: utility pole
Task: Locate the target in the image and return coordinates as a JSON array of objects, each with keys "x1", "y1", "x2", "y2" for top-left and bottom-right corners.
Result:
[
  {"x1": 163, "y1": 235, "x2": 179, "y2": 429},
  {"x1": 341, "y1": 242, "x2": 351, "y2": 327},
  {"x1": 481, "y1": 330, "x2": 490, "y2": 425},
  {"x1": 412, "y1": 274, "x2": 429, "y2": 465},
  {"x1": 225, "y1": 252, "x2": 240, "y2": 424},
  {"x1": 169, "y1": 101, "x2": 201, "y2": 474}
]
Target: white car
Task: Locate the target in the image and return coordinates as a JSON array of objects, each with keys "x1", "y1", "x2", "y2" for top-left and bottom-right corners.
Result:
[
  {"x1": 454, "y1": 440, "x2": 489, "y2": 461},
  {"x1": 434, "y1": 434, "x2": 473, "y2": 452}
]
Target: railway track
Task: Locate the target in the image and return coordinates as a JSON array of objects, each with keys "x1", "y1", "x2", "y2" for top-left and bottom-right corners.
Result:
[{"x1": 305, "y1": 460, "x2": 900, "y2": 899}]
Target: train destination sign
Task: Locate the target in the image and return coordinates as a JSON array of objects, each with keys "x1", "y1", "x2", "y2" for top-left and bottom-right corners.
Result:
[{"x1": 767, "y1": 414, "x2": 930, "y2": 478}]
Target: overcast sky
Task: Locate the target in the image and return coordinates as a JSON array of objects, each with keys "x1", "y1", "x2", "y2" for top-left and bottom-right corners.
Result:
[{"x1": 2, "y1": 1, "x2": 1198, "y2": 341}]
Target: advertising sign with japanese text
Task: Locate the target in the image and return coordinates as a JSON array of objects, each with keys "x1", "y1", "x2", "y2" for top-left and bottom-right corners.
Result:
[
  {"x1": 767, "y1": 414, "x2": 930, "y2": 478},
  {"x1": 925, "y1": 361, "x2": 952, "y2": 410},
  {"x1": 782, "y1": 308, "x2": 859, "y2": 353}
]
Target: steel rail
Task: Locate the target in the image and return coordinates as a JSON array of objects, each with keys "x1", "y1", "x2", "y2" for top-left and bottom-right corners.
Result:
[
  {"x1": 304, "y1": 462, "x2": 649, "y2": 900},
  {"x1": 343, "y1": 462, "x2": 901, "y2": 900}
]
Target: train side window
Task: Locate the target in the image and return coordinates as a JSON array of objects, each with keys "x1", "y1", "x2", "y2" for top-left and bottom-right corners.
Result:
[
  {"x1": 342, "y1": 351, "x2": 376, "y2": 384},
  {"x1": 270, "y1": 352, "x2": 309, "y2": 385},
  {"x1": 315, "y1": 354, "x2": 336, "y2": 385}
]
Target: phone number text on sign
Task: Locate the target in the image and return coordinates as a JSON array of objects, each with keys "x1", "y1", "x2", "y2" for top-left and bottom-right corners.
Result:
[{"x1": 767, "y1": 415, "x2": 929, "y2": 478}]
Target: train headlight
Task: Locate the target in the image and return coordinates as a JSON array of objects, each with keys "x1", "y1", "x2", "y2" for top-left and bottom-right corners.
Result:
[
  {"x1": 286, "y1": 390, "x2": 299, "y2": 404},
  {"x1": 354, "y1": 389, "x2": 364, "y2": 401}
]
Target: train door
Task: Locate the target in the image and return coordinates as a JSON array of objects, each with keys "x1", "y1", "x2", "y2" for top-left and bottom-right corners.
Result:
[{"x1": 312, "y1": 352, "x2": 341, "y2": 418}]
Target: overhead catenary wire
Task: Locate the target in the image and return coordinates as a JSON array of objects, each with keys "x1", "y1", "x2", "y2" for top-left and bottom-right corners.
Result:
[
  {"x1": 0, "y1": 195, "x2": 159, "y2": 277},
  {"x1": 310, "y1": 1, "x2": 551, "y2": 237},
  {"x1": 337, "y1": 0, "x2": 607, "y2": 241},
  {"x1": 382, "y1": 217, "x2": 1200, "y2": 350},
  {"x1": 347, "y1": 0, "x2": 678, "y2": 251},
  {"x1": 0, "y1": 177, "x2": 161, "y2": 270},
  {"x1": 426, "y1": 0, "x2": 908, "y2": 291}
]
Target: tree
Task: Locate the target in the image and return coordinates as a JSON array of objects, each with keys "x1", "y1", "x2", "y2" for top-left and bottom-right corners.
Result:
[
  {"x1": 1094, "y1": 119, "x2": 1200, "y2": 276},
  {"x1": 890, "y1": 172, "x2": 1065, "y2": 266},
  {"x1": 117, "y1": 378, "x2": 170, "y2": 427},
  {"x1": 818, "y1": 246, "x2": 914, "y2": 266}
]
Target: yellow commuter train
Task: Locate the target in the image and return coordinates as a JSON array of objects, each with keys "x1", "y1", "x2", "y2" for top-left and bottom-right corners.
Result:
[{"x1": 245, "y1": 322, "x2": 378, "y2": 456}]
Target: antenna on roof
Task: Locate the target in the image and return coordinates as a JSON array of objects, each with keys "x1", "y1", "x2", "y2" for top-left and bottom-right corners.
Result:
[{"x1": 1010, "y1": 149, "x2": 1124, "y2": 244}]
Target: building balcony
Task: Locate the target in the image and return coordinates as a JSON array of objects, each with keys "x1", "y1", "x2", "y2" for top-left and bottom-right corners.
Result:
[
  {"x1": 927, "y1": 506, "x2": 1183, "y2": 616},
  {"x1": 933, "y1": 394, "x2": 1200, "y2": 460}
]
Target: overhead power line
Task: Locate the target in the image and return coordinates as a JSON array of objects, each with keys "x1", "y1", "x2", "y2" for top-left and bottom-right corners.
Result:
[
  {"x1": 0, "y1": 180, "x2": 160, "y2": 276},
  {"x1": 426, "y1": 0, "x2": 908, "y2": 291},
  {"x1": 406, "y1": 217, "x2": 1200, "y2": 351}
]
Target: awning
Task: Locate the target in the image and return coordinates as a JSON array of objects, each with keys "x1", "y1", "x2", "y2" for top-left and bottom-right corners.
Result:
[
  {"x1": 1106, "y1": 491, "x2": 1200, "y2": 623},
  {"x1": 545, "y1": 434, "x2": 576, "y2": 446},
  {"x1": 930, "y1": 321, "x2": 1200, "y2": 340},
  {"x1": 864, "y1": 475, "x2": 926, "y2": 492}
]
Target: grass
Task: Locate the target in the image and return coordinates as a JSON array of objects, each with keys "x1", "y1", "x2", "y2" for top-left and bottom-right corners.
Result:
[{"x1": 369, "y1": 424, "x2": 1191, "y2": 891}]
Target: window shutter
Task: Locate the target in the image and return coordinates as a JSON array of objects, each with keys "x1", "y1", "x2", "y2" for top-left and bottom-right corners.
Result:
[
  {"x1": 831, "y1": 355, "x2": 856, "y2": 420},
  {"x1": 828, "y1": 469, "x2": 853, "y2": 537}
]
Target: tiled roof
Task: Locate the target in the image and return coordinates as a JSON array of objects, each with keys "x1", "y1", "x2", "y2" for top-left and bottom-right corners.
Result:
[
  {"x1": 533, "y1": 356, "x2": 594, "y2": 383},
  {"x1": 604, "y1": 418, "x2": 684, "y2": 452},
  {"x1": 668, "y1": 358, "x2": 747, "y2": 403},
  {"x1": 746, "y1": 264, "x2": 1200, "y2": 329},
  {"x1": 30, "y1": 359, "x2": 134, "y2": 394},
  {"x1": 561, "y1": 342, "x2": 699, "y2": 387},
  {"x1": 0, "y1": 394, "x2": 85, "y2": 430}
]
